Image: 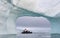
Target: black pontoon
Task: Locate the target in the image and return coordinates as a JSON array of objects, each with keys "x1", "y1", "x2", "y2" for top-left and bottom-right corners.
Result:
[{"x1": 21, "y1": 28, "x2": 32, "y2": 34}]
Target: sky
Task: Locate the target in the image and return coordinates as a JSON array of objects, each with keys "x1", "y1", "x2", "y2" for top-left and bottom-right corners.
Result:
[
  {"x1": 16, "y1": 16, "x2": 51, "y2": 32},
  {"x1": 12, "y1": 0, "x2": 60, "y2": 17},
  {"x1": 16, "y1": 16, "x2": 51, "y2": 27}
]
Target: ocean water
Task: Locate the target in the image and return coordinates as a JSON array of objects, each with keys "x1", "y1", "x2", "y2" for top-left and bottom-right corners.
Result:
[{"x1": 0, "y1": 34, "x2": 60, "y2": 38}]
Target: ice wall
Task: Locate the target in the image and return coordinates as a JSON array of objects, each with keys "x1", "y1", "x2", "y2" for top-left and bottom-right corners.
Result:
[{"x1": 0, "y1": 0, "x2": 16, "y2": 34}]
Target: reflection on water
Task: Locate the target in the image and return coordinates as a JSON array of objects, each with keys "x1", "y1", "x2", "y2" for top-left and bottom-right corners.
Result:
[{"x1": 17, "y1": 32, "x2": 50, "y2": 38}]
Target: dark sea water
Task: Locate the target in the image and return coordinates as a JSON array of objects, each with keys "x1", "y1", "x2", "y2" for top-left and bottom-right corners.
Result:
[
  {"x1": 0, "y1": 34, "x2": 16, "y2": 38},
  {"x1": 51, "y1": 34, "x2": 60, "y2": 38}
]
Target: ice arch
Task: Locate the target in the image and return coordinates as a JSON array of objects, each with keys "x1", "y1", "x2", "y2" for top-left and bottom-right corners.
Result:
[{"x1": 0, "y1": 0, "x2": 50, "y2": 34}]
